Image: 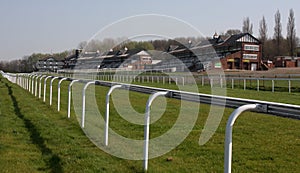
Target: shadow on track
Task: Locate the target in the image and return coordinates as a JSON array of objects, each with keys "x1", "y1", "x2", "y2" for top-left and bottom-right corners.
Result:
[{"x1": 5, "y1": 82, "x2": 63, "y2": 173}]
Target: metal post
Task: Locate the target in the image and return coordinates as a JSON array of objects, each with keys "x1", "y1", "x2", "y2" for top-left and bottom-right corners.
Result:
[
  {"x1": 243, "y1": 79, "x2": 246, "y2": 90},
  {"x1": 39, "y1": 76, "x2": 46, "y2": 98},
  {"x1": 81, "y1": 81, "x2": 96, "y2": 128},
  {"x1": 224, "y1": 104, "x2": 260, "y2": 173},
  {"x1": 231, "y1": 78, "x2": 234, "y2": 89},
  {"x1": 57, "y1": 78, "x2": 68, "y2": 111},
  {"x1": 35, "y1": 75, "x2": 41, "y2": 96},
  {"x1": 257, "y1": 79, "x2": 259, "y2": 91},
  {"x1": 28, "y1": 74, "x2": 33, "y2": 92},
  {"x1": 31, "y1": 75, "x2": 37, "y2": 94},
  {"x1": 104, "y1": 85, "x2": 123, "y2": 146},
  {"x1": 220, "y1": 77, "x2": 223, "y2": 88},
  {"x1": 67, "y1": 80, "x2": 79, "y2": 118},
  {"x1": 272, "y1": 80, "x2": 274, "y2": 92},
  {"x1": 43, "y1": 76, "x2": 52, "y2": 102},
  {"x1": 143, "y1": 91, "x2": 168, "y2": 171},
  {"x1": 50, "y1": 77, "x2": 59, "y2": 106},
  {"x1": 288, "y1": 80, "x2": 291, "y2": 93}
]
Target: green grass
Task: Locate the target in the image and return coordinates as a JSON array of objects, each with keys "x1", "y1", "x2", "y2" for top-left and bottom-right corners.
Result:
[{"x1": 1, "y1": 76, "x2": 300, "y2": 172}]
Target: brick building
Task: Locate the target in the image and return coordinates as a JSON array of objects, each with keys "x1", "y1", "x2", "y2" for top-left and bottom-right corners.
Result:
[{"x1": 168, "y1": 33, "x2": 262, "y2": 71}]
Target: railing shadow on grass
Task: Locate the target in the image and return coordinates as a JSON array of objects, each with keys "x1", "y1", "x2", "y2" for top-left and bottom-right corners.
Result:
[{"x1": 5, "y1": 82, "x2": 63, "y2": 173}]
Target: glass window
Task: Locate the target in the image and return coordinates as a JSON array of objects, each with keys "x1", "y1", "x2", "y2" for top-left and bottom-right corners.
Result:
[{"x1": 244, "y1": 44, "x2": 259, "y2": 51}]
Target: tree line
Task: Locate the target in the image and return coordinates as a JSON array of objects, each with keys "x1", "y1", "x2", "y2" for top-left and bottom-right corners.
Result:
[
  {"x1": 0, "y1": 51, "x2": 69, "y2": 73},
  {"x1": 242, "y1": 9, "x2": 298, "y2": 59}
]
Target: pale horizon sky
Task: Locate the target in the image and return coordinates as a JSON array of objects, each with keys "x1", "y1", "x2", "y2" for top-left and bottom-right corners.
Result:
[{"x1": 0, "y1": 0, "x2": 299, "y2": 61}]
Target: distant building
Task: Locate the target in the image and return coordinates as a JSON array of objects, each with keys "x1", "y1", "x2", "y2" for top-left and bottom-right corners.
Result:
[
  {"x1": 64, "y1": 49, "x2": 81, "y2": 69},
  {"x1": 274, "y1": 56, "x2": 300, "y2": 68},
  {"x1": 62, "y1": 33, "x2": 262, "y2": 72},
  {"x1": 215, "y1": 33, "x2": 262, "y2": 71},
  {"x1": 73, "y1": 48, "x2": 152, "y2": 70},
  {"x1": 296, "y1": 46, "x2": 300, "y2": 57},
  {"x1": 122, "y1": 50, "x2": 152, "y2": 70},
  {"x1": 166, "y1": 33, "x2": 262, "y2": 71},
  {"x1": 36, "y1": 56, "x2": 64, "y2": 72}
]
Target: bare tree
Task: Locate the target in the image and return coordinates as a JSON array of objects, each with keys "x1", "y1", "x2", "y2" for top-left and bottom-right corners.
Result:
[
  {"x1": 225, "y1": 29, "x2": 242, "y2": 37},
  {"x1": 274, "y1": 10, "x2": 283, "y2": 56},
  {"x1": 242, "y1": 17, "x2": 253, "y2": 34},
  {"x1": 78, "y1": 41, "x2": 87, "y2": 49},
  {"x1": 287, "y1": 8, "x2": 296, "y2": 56},
  {"x1": 259, "y1": 16, "x2": 268, "y2": 59}
]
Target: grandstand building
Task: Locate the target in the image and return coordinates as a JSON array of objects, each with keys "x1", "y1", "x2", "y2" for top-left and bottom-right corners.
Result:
[
  {"x1": 35, "y1": 56, "x2": 65, "y2": 72},
  {"x1": 63, "y1": 33, "x2": 262, "y2": 72},
  {"x1": 166, "y1": 33, "x2": 262, "y2": 71}
]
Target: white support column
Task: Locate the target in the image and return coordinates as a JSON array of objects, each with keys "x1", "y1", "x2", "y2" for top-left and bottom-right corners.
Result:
[
  {"x1": 57, "y1": 78, "x2": 68, "y2": 111},
  {"x1": 104, "y1": 85, "x2": 123, "y2": 146},
  {"x1": 39, "y1": 76, "x2": 46, "y2": 98},
  {"x1": 224, "y1": 104, "x2": 260, "y2": 173},
  {"x1": 143, "y1": 91, "x2": 168, "y2": 172},
  {"x1": 35, "y1": 75, "x2": 41, "y2": 96},
  {"x1": 43, "y1": 76, "x2": 52, "y2": 102},
  {"x1": 67, "y1": 80, "x2": 79, "y2": 118},
  {"x1": 288, "y1": 80, "x2": 291, "y2": 93},
  {"x1": 272, "y1": 80, "x2": 274, "y2": 92},
  {"x1": 81, "y1": 81, "x2": 96, "y2": 128},
  {"x1": 50, "y1": 77, "x2": 59, "y2": 106},
  {"x1": 31, "y1": 75, "x2": 37, "y2": 94}
]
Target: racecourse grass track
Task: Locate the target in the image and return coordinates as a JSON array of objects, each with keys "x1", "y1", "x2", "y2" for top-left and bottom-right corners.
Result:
[{"x1": 1, "y1": 75, "x2": 300, "y2": 172}]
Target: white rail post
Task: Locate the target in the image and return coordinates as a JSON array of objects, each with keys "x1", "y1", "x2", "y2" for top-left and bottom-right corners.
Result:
[
  {"x1": 35, "y1": 75, "x2": 41, "y2": 97},
  {"x1": 27, "y1": 74, "x2": 30, "y2": 91},
  {"x1": 57, "y1": 77, "x2": 68, "y2": 111},
  {"x1": 50, "y1": 77, "x2": 59, "y2": 106},
  {"x1": 272, "y1": 80, "x2": 275, "y2": 92},
  {"x1": 32, "y1": 75, "x2": 38, "y2": 95},
  {"x1": 220, "y1": 77, "x2": 223, "y2": 88},
  {"x1": 43, "y1": 76, "x2": 52, "y2": 102},
  {"x1": 257, "y1": 79, "x2": 260, "y2": 91},
  {"x1": 39, "y1": 75, "x2": 46, "y2": 98},
  {"x1": 31, "y1": 75, "x2": 37, "y2": 94},
  {"x1": 24, "y1": 74, "x2": 27, "y2": 89},
  {"x1": 104, "y1": 85, "x2": 123, "y2": 146},
  {"x1": 67, "y1": 80, "x2": 79, "y2": 118},
  {"x1": 28, "y1": 74, "x2": 33, "y2": 92},
  {"x1": 143, "y1": 91, "x2": 168, "y2": 172},
  {"x1": 288, "y1": 80, "x2": 291, "y2": 93},
  {"x1": 243, "y1": 79, "x2": 246, "y2": 90},
  {"x1": 81, "y1": 81, "x2": 96, "y2": 128},
  {"x1": 224, "y1": 104, "x2": 261, "y2": 173},
  {"x1": 231, "y1": 78, "x2": 234, "y2": 89}
]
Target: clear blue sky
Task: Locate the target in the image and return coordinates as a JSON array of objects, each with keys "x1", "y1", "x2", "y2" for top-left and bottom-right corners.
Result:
[{"x1": 0, "y1": 0, "x2": 299, "y2": 61}]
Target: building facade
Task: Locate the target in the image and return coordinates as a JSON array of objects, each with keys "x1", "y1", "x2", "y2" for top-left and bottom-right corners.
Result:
[
  {"x1": 36, "y1": 56, "x2": 65, "y2": 72},
  {"x1": 168, "y1": 33, "x2": 262, "y2": 71}
]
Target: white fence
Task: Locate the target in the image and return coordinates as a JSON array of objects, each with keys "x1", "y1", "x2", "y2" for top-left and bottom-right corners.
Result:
[
  {"x1": 1, "y1": 72, "x2": 300, "y2": 172},
  {"x1": 58, "y1": 72, "x2": 300, "y2": 93}
]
